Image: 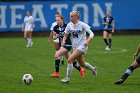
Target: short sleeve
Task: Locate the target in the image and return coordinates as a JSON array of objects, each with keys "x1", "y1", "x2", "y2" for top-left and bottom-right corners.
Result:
[
  {"x1": 82, "y1": 22, "x2": 91, "y2": 31},
  {"x1": 50, "y1": 22, "x2": 57, "y2": 31},
  {"x1": 30, "y1": 16, "x2": 34, "y2": 22}
]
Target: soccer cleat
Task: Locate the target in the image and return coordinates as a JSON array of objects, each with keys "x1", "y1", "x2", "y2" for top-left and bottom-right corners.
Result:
[
  {"x1": 93, "y1": 67, "x2": 97, "y2": 78},
  {"x1": 30, "y1": 42, "x2": 33, "y2": 47},
  {"x1": 105, "y1": 46, "x2": 110, "y2": 51},
  {"x1": 51, "y1": 72, "x2": 60, "y2": 77},
  {"x1": 26, "y1": 45, "x2": 30, "y2": 48},
  {"x1": 115, "y1": 74, "x2": 128, "y2": 84},
  {"x1": 80, "y1": 68, "x2": 85, "y2": 78},
  {"x1": 115, "y1": 79, "x2": 125, "y2": 84},
  {"x1": 61, "y1": 77, "x2": 70, "y2": 83}
]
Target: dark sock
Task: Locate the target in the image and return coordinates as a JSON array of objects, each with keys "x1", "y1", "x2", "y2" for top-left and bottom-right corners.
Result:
[
  {"x1": 61, "y1": 61, "x2": 64, "y2": 65},
  {"x1": 128, "y1": 66, "x2": 135, "y2": 72},
  {"x1": 121, "y1": 73, "x2": 129, "y2": 80},
  {"x1": 55, "y1": 59, "x2": 60, "y2": 72},
  {"x1": 73, "y1": 61, "x2": 81, "y2": 72},
  {"x1": 109, "y1": 39, "x2": 112, "y2": 48},
  {"x1": 122, "y1": 66, "x2": 135, "y2": 80},
  {"x1": 104, "y1": 39, "x2": 109, "y2": 46}
]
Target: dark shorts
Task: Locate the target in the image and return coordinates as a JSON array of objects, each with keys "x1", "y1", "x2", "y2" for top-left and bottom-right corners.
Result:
[
  {"x1": 104, "y1": 30, "x2": 112, "y2": 34},
  {"x1": 63, "y1": 45, "x2": 72, "y2": 52},
  {"x1": 136, "y1": 56, "x2": 140, "y2": 64}
]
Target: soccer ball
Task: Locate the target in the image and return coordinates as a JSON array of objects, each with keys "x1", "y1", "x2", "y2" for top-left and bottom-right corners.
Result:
[{"x1": 22, "y1": 74, "x2": 33, "y2": 85}]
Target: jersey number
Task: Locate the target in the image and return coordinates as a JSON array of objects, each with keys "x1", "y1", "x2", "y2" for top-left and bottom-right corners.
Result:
[{"x1": 72, "y1": 32, "x2": 78, "y2": 38}]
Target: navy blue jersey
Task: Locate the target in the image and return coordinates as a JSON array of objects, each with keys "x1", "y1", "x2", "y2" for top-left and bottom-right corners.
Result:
[
  {"x1": 53, "y1": 24, "x2": 71, "y2": 46},
  {"x1": 103, "y1": 16, "x2": 114, "y2": 30}
]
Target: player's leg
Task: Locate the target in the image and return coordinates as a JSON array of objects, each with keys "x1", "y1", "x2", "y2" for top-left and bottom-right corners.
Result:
[
  {"x1": 29, "y1": 31, "x2": 33, "y2": 47},
  {"x1": 76, "y1": 53, "x2": 97, "y2": 78},
  {"x1": 115, "y1": 56, "x2": 140, "y2": 84},
  {"x1": 61, "y1": 55, "x2": 65, "y2": 65},
  {"x1": 108, "y1": 33, "x2": 112, "y2": 49},
  {"x1": 54, "y1": 42, "x2": 60, "y2": 51},
  {"x1": 103, "y1": 31, "x2": 109, "y2": 50},
  {"x1": 65, "y1": 52, "x2": 85, "y2": 78},
  {"x1": 53, "y1": 38, "x2": 64, "y2": 64},
  {"x1": 24, "y1": 31, "x2": 30, "y2": 47},
  {"x1": 51, "y1": 47, "x2": 68, "y2": 77},
  {"x1": 61, "y1": 50, "x2": 81, "y2": 83}
]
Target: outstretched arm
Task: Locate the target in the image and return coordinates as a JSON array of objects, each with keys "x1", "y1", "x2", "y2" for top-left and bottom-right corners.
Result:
[
  {"x1": 134, "y1": 44, "x2": 140, "y2": 58},
  {"x1": 48, "y1": 31, "x2": 53, "y2": 44},
  {"x1": 111, "y1": 20, "x2": 115, "y2": 33}
]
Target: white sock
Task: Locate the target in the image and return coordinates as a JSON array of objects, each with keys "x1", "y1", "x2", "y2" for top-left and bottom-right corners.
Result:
[
  {"x1": 66, "y1": 63, "x2": 73, "y2": 77},
  {"x1": 125, "y1": 69, "x2": 132, "y2": 75},
  {"x1": 28, "y1": 38, "x2": 32, "y2": 46},
  {"x1": 27, "y1": 38, "x2": 30, "y2": 46},
  {"x1": 84, "y1": 62, "x2": 95, "y2": 71},
  {"x1": 61, "y1": 55, "x2": 64, "y2": 61}
]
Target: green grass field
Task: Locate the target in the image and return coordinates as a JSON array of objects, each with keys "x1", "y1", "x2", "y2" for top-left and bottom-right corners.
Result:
[{"x1": 0, "y1": 35, "x2": 140, "y2": 93}]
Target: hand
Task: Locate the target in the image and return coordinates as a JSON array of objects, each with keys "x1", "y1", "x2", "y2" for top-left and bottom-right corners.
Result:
[
  {"x1": 133, "y1": 53, "x2": 138, "y2": 59},
  {"x1": 112, "y1": 29, "x2": 114, "y2": 33},
  {"x1": 48, "y1": 38, "x2": 50, "y2": 44},
  {"x1": 84, "y1": 41, "x2": 88, "y2": 47},
  {"x1": 61, "y1": 41, "x2": 66, "y2": 47},
  {"x1": 22, "y1": 29, "x2": 24, "y2": 32}
]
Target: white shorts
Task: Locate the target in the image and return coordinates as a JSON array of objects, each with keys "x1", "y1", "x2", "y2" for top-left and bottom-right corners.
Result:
[
  {"x1": 73, "y1": 44, "x2": 88, "y2": 54},
  {"x1": 24, "y1": 26, "x2": 33, "y2": 32},
  {"x1": 53, "y1": 38, "x2": 59, "y2": 43}
]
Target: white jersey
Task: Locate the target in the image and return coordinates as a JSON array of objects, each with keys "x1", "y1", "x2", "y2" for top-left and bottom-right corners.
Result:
[
  {"x1": 64, "y1": 21, "x2": 91, "y2": 47},
  {"x1": 24, "y1": 16, "x2": 34, "y2": 28},
  {"x1": 50, "y1": 22, "x2": 57, "y2": 31}
]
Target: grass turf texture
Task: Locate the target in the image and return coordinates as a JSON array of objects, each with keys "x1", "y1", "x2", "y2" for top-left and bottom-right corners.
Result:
[{"x1": 0, "y1": 35, "x2": 139, "y2": 93}]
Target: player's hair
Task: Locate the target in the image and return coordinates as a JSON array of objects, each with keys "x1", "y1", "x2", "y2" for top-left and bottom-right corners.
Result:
[
  {"x1": 56, "y1": 15, "x2": 65, "y2": 24},
  {"x1": 106, "y1": 10, "x2": 111, "y2": 14},
  {"x1": 70, "y1": 11, "x2": 80, "y2": 19},
  {"x1": 56, "y1": 12, "x2": 60, "y2": 15},
  {"x1": 27, "y1": 10, "x2": 31, "y2": 14}
]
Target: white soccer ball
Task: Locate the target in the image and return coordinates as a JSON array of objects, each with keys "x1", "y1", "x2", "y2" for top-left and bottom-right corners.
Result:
[{"x1": 22, "y1": 74, "x2": 33, "y2": 85}]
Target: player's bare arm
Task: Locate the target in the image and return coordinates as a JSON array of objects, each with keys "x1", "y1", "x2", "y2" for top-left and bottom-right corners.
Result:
[
  {"x1": 62, "y1": 33, "x2": 68, "y2": 46},
  {"x1": 22, "y1": 23, "x2": 25, "y2": 32},
  {"x1": 134, "y1": 44, "x2": 140, "y2": 58},
  {"x1": 53, "y1": 33, "x2": 59, "y2": 40},
  {"x1": 84, "y1": 29, "x2": 94, "y2": 47},
  {"x1": 111, "y1": 20, "x2": 115, "y2": 33}
]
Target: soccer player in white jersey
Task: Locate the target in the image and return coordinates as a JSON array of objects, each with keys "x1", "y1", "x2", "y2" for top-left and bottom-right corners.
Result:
[
  {"x1": 48, "y1": 12, "x2": 65, "y2": 65},
  {"x1": 61, "y1": 11, "x2": 97, "y2": 83},
  {"x1": 22, "y1": 10, "x2": 34, "y2": 47}
]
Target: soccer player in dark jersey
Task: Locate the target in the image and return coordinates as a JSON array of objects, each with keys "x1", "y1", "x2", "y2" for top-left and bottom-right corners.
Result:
[
  {"x1": 48, "y1": 12, "x2": 65, "y2": 65},
  {"x1": 51, "y1": 15, "x2": 85, "y2": 78},
  {"x1": 102, "y1": 11, "x2": 115, "y2": 51},
  {"x1": 115, "y1": 44, "x2": 140, "y2": 84}
]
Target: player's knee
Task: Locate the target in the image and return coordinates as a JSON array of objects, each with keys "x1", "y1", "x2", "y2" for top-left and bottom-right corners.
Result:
[
  {"x1": 67, "y1": 59, "x2": 73, "y2": 64},
  {"x1": 54, "y1": 52, "x2": 60, "y2": 59},
  {"x1": 136, "y1": 57, "x2": 140, "y2": 65},
  {"x1": 79, "y1": 62, "x2": 85, "y2": 67},
  {"x1": 24, "y1": 36, "x2": 27, "y2": 39}
]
